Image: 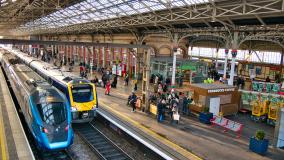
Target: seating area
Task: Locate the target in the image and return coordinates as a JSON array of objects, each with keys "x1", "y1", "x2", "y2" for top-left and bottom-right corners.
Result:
[{"x1": 210, "y1": 115, "x2": 244, "y2": 138}]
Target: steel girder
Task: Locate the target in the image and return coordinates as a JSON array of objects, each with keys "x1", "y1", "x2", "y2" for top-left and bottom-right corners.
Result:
[
  {"x1": 15, "y1": 0, "x2": 284, "y2": 35},
  {"x1": 0, "y1": 38, "x2": 151, "y2": 49}
]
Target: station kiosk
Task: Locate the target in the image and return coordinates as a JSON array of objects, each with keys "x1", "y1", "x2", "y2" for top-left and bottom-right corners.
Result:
[{"x1": 189, "y1": 83, "x2": 240, "y2": 116}]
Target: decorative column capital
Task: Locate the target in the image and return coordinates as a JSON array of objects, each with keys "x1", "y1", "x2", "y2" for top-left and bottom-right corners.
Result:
[
  {"x1": 225, "y1": 49, "x2": 229, "y2": 55},
  {"x1": 231, "y1": 49, "x2": 238, "y2": 58}
]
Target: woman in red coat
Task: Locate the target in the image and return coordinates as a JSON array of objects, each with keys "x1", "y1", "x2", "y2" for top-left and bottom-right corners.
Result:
[{"x1": 105, "y1": 80, "x2": 111, "y2": 95}]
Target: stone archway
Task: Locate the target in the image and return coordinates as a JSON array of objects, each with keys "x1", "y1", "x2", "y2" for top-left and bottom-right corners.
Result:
[{"x1": 158, "y1": 45, "x2": 172, "y2": 56}]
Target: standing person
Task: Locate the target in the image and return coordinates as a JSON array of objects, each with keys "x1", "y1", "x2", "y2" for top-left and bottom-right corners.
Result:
[
  {"x1": 182, "y1": 96, "x2": 191, "y2": 115},
  {"x1": 79, "y1": 63, "x2": 84, "y2": 76},
  {"x1": 266, "y1": 76, "x2": 271, "y2": 82},
  {"x1": 154, "y1": 75, "x2": 159, "y2": 84},
  {"x1": 129, "y1": 92, "x2": 137, "y2": 112},
  {"x1": 112, "y1": 75, "x2": 118, "y2": 88},
  {"x1": 102, "y1": 73, "x2": 107, "y2": 88},
  {"x1": 163, "y1": 83, "x2": 168, "y2": 93},
  {"x1": 105, "y1": 81, "x2": 111, "y2": 95},
  {"x1": 133, "y1": 79, "x2": 138, "y2": 91},
  {"x1": 158, "y1": 83, "x2": 163, "y2": 94},
  {"x1": 178, "y1": 93, "x2": 184, "y2": 115},
  {"x1": 157, "y1": 99, "x2": 166, "y2": 122},
  {"x1": 124, "y1": 73, "x2": 129, "y2": 86}
]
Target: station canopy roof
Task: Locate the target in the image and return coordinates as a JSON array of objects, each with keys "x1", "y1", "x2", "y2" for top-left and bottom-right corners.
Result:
[{"x1": 19, "y1": 0, "x2": 209, "y2": 29}]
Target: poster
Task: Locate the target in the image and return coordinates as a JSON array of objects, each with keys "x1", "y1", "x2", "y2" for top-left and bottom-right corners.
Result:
[
  {"x1": 209, "y1": 97, "x2": 221, "y2": 116},
  {"x1": 255, "y1": 66, "x2": 262, "y2": 75},
  {"x1": 112, "y1": 65, "x2": 122, "y2": 76}
]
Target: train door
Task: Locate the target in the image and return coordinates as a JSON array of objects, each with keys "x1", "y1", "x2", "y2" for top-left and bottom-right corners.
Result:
[{"x1": 24, "y1": 95, "x2": 31, "y2": 124}]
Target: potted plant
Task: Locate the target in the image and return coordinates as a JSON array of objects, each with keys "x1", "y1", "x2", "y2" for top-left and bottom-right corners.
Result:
[
  {"x1": 199, "y1": 107, "x2": 213, "y2": 124},
  {"x1": 249, "y1": 130, "x2": 269, "y2": 155}
]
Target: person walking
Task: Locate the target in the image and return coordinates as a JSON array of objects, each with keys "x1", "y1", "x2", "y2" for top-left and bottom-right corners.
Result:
[
  {"x1": 129, "y1": 92, "x2": 137, "y2": 112},
  {"x1": 124, "y1": 73, "x2": 129, "y2": 86},
  {"x1": 105, "y1": 81, "x2": 111, "y2": 95}
]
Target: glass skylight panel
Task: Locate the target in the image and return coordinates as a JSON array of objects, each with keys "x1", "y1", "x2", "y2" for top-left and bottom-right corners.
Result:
[
  {"x1": 184, "y1": 0, "x2": 208, "y2": 5},
  {"x1": 172, "y1": 0, "x2": 186, "y2": 7},
  {"x1": 149, "y1": 4, "x2": 167, "y2": 10},
  {"x1": 21, "y1": 0, "x2": 211, "y2": 30},
  {"x1": 119, "y1": 4, "x2": 134, "y2": 12},
  {"x1": 91, "y1": 1, "x2": 104, "y2": 9}
]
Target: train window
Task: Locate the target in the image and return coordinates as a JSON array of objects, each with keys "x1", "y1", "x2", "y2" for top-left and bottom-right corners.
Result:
[
  {"x1": 71, "y1": 85, "x2": 94, "y2": 103},
  {"x1": 36, "y1": 102, "x2": 67, "y2": 126}
]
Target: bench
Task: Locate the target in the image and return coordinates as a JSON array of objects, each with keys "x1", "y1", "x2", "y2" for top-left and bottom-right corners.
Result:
[{"x1": 210, "y1": 116, "x2": 244, "y2": 138}]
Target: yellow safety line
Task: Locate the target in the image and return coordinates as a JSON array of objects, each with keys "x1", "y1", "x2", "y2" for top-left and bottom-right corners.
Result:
[
  {"x1": 0, "y1": 85, "x2": 7, "y2": 160},
  {"x1": 99, "y1": 101, "x2": 202, "y2": 160},
  {"x1": 0, "y1": 115, "x2": 7, "y2": 160}
]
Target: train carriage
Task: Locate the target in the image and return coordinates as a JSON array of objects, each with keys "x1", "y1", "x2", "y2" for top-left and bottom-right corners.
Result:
[
  {"x1": 9, "y1": 48, "x2": 98, "y2": 123},
  {"x1": 0, "y1": 49, "x2": 73, "y2": 150}
]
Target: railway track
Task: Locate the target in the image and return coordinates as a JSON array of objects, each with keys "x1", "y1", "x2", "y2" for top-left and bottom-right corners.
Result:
[
  {"x1": 74, "y1": 123, "x2": 133, "y2": 160},
  {"x1": 37, "y1": 150, "x2": 73, "y2": 160}
]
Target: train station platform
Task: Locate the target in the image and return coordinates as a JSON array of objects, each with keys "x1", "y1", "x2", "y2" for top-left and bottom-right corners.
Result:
[
  {"x1": 0, "y1": 69, "x2": 34, "y2": 160},
  {"x1": 17, "y1": 58, "x2": 284, "y2": 159},
  {"x1": 91, "y1": 74, "x2": 284, "y2": 160}
]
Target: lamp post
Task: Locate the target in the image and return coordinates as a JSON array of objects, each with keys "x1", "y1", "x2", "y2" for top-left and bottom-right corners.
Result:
[
  {"x1": 171, "y1": 48, "x2": 181, "y2": 88},
  {"x1": 223, "y1": 49, "x2": 229, "y2": 79},
  {"x1": 228, "y1": 49, "x2": 238, "y2": 85}
]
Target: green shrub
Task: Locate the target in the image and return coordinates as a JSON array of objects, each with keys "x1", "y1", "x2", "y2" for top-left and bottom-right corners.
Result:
[{"x1": 255, "y1": 130, "x2": 265, "y2": 140}]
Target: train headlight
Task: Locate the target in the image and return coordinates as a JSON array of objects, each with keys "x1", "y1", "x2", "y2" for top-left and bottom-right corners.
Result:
[
  {"x1": 71, "y1": 107, "x2": 77, "y2": 112},
  {"x1": 92, "y1": 105, "x2": 97, "y2": 110}
]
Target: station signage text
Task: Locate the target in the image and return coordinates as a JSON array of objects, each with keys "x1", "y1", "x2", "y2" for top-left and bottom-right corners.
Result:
[{"x1": 208, "y1": 88, "x2": 235, "y2": 93}]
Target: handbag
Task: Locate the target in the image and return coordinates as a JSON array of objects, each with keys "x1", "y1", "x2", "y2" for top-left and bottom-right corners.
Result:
[{"x1": 173, "y1": 113, "x2": 180, "y2": 121}]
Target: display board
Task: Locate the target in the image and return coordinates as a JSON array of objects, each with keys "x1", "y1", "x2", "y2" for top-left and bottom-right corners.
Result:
[
  {"x1": 209, "y1": 97, "x2": 221, "y2": 115},
  {"x1": 277, "y1": 108, "x2": 284, "y2": 148}
]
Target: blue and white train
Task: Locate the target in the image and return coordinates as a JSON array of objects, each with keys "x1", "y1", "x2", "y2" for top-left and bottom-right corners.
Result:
[
  {"x1": 0, "y1": 49, "x2": 73, "y2": 150},
  {"x1": 8, "y1": 48, "x2": 98, "y2": 123}
]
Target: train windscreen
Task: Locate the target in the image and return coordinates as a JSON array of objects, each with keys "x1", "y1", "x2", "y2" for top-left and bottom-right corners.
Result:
[
  {"x1": 71, "y1": 84, "x2": 94, "y2": 103},
  {"x1": 37, "y1": 102, "x2": 67, "y2": 125}
]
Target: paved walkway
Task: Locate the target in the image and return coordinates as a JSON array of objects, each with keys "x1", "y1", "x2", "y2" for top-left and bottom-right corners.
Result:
[
  {"x1": 88, "y1": 71, "x2": 284, "y2": 160},
  {"x1": 45, "y1": 64, "x2": 284, "y2": 159}
]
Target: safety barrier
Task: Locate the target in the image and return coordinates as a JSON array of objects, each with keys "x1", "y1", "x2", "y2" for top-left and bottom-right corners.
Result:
[{"x1": 210, "y1": 116, "x2": 244, "y2": 138}]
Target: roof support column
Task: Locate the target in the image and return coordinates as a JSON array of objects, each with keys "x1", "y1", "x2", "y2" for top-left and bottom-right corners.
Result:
[
  {"x1": 142, "y1": 49, "x2": 152, "y2": 112},
  {"x1": 96, "y1": 47, "x2": 100, "y2": 71},
  {"x1": 228, "y1": 32, "x2": 239, "y2": 86},
  {"x1": 102, "y1": 47, "x2": 106, "y2": 68}
]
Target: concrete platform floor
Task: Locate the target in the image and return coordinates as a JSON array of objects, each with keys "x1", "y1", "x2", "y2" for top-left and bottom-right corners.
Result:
[
  {"x1": 54, "y1": 64, "x2": 284, "y2": 159},
  {"x1": 0, "y1": 68, "x2": 34, "y2": 160},
  {"x1": 86, "y1": 72, "x2": 284, "y2": 160}
]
